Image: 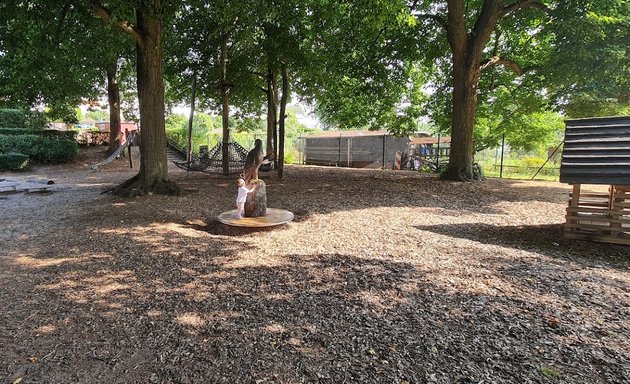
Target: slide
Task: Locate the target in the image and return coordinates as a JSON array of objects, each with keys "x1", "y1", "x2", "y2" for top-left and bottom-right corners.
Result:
[{"x1": 90, "y1": 132, "x2": 138, "y2": 171}]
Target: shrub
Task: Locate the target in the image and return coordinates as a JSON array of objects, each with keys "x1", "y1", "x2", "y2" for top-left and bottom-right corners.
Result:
[
  {"x1": 0, "y1": 134, "x2": 78, "y2": 164},
  {"x1": 284, "y1": 151, "x2": 296, "y2": 164},
  {"x1": 0, "y1": 152, "x2": 29, "y2": 171},
  {"x1": 24, "y1": 110, "x2": 48, "y2": 130},
  {"x1": 0, "y1": 109, "x2": 27, "y2": 128},
  {"x1": 43, "y1": 140, "x2": 79, "y2": 163},
  {"x1": 0, "y1": 128, "x2": 33, "y2": 135},
  {"x1": 41, "y1": 130, "x2": 77, "y2": 141},
  {"x1": 521, "y1": 157, "x2": 546, "y2": 168},
  {"x1": 0, "y1": 109, "x2": 48, "y2": 130},
  {"x1": 0, "y1": 128, "x2": 76, "y2": 141}
]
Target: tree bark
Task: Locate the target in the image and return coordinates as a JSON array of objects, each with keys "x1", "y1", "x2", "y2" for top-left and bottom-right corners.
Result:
[
  {"x1": 133, "y1": 4, "x2": 178, "y2": 195},
  {"x1": 106, "y1": 67, "x2": 121, "y2": 156},
  {"x1": 444, "y1": 60, "x2": 479, "y2": 180},
  {"x1": 266, "y1": 64, "x2": 277, "y2": 164},
  {"x1": 220, "y1": 33, "x2": 230, "y2": 175},
  {"x1": 187, "y1": 70, "x2": 197, "y2": 163},
  {"x1": 278, "y1": 63, "x2": 288, "y2": 179},
  {"x1": 90, "y1": 0, "x2": 178, "y2": 195},
  {"x1": 442, "y1": 0, "x2": 501, "y2": 181}
]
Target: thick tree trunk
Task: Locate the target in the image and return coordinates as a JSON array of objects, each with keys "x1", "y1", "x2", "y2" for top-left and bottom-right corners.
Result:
[
  {"x1": 131, "y1": 6, "x2": 178, "y2": 195},
  {"x1": 278, "y1": 63, "x2": 288, "y2": 179},
  {"x1": 89, "y1": 1, "x2": 178, "y2": 195},
  {"x1": 443, "y1": 58, "x2": 479, "y2": 181},
  {"x1": 106, "y1": 67, "x2": 121, "y2": 156},
  {"x1": 443, "y1": 0, "x2": 501, "y2": 181},
  {"x1": 187, "y1": 70, "x2": 197, "y2": 163},
  {"x1": 220, "y1": 34, "x2": 230, "y2": 175}
]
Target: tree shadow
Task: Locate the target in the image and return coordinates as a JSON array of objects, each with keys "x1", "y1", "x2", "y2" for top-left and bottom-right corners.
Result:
[
  {"x1": 4, "y1": 232, "x2": 629, "y2": 383},
  {"x1": 167, "y1": 165, "x2": 576, "y2": 218},
  {"x1": 414, "y1": 222, "x2": 630, "y2": 269}
]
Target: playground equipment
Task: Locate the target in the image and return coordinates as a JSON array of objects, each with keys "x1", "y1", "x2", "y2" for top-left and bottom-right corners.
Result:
[
  {"x1": 90, "y1": 131, "x2": 139, "y2": 171},
  {"x1": 560, "y1": 116, "x2": 630, "y2": 245},
  {"x1": 172, "y1": 141, "x2": 249, "y2": 174}
]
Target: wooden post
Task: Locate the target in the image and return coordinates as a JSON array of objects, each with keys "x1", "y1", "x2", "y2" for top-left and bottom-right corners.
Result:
[
  {"x1": 500, "y1": 133, "x2": 505, "y2": 179},
  {"x1": 565, "y1": 184, "x2": 581, "y2": 235},
  {"x1": 609, "y1": 185, "x2": 621, "y2": 236}
]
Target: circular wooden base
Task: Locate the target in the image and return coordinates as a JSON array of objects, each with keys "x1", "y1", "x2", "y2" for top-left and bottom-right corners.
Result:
[{"x1": 217, "y1": 208, "x2": 294, "y2": 227}]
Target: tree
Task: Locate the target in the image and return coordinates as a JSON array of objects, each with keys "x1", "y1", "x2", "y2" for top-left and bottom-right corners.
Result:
[
  {"x1": 0, "y1": 0, "x2": 134, "y2": 155},
  {"x1": 90, "y1": 0, "x2": 179, "y2": 195},
  {"x1": 298, "y1": 0, "x2": 421, "y2": 134},
  {"x1": 543, "y1": 0, "x2": 630, "y2": 118},
  {"x1": 163, "y1": 0, "x2": 264, "y2": 174},
  {"x1": 406, "y1": 0, "x2": 549, "y2": 180}
]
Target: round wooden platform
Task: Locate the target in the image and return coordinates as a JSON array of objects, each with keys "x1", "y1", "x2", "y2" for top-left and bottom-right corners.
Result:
[{"x1": 217, "y1": 208, "x2": 294, "y2": 227}]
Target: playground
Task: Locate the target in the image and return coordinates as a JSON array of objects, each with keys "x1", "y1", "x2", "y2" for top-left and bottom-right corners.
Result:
[{"x1": 1, "y1": 147, "x2": 629, "y2": 383}]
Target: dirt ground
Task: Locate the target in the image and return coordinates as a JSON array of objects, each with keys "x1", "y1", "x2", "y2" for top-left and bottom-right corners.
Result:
[{"x1": 1, "y1": 146, "x2": 629, "y2": 384}]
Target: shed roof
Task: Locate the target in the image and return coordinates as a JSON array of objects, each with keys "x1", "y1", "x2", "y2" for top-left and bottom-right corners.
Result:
[
  {"x1": 560, "y1": 116, "x2": 630, "y2": 185},
  {"x1": 410, "y1": 136, "x2": 451, "y2": 145}
]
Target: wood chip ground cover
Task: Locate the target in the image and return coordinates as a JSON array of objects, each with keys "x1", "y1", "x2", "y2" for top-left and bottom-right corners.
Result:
[{"x1": 1, "y1": 147, "x2": 628, "y2": 383}]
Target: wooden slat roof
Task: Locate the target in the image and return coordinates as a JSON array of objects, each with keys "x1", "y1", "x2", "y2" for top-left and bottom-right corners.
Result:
[{"x1": 560, "y1": 116, "x2": 630, "y2": 185}]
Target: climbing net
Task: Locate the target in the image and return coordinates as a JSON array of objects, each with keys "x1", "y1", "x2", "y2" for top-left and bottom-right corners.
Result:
[{"x1": 173, "y1": 141, "x2": 249, "y2": 174}]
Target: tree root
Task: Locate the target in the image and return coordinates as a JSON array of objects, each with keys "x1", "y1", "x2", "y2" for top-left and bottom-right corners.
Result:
[
  {"x1": 107, "y1": 174, "x2": 181, "y2": 197},
  {"x1": 440, "y1": 163, "x2": 485, "y2": 182}
]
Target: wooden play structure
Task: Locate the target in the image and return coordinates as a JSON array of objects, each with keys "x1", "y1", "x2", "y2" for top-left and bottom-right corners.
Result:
[{"x1": 560, "y1": 116, "x2": 630, "y2": 245}]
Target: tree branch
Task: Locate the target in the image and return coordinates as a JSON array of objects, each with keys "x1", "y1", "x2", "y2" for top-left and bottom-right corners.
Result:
[
  {"x1": 54, "y1": 3, "x2": 72, "y2": 46},
  {"x1": 412, "y1": 12, "x2": 448, "y2": 30},
  {"x1": 480, "y1": 56, "x2": 539, "y2": 76},
  {"x1": 501, "y1": 0, "x2": 550, "y2": 17},
  {"x1": 89, "y1": 0, "x2": 143, "y2": 46}
]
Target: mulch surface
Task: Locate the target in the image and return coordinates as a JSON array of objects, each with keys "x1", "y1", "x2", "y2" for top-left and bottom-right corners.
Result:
[{"x1": 1, "y1": 146, "x2": 628, "y2": 384}]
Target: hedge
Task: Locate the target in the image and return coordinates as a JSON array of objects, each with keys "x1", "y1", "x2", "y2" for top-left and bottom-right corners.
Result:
[
  {"x1": 0, "y1": 128, "x2": 77, "y2": 141},
  {"x1": 0, "y1": 128, "x2": 32, "y2": 135},
  {"x1": 0, "y1": 152, "x2": 29, "y2": 171},
  {"x1": 0, "y1": 109, "x2": 47, "y2": 130},
  {"x1": 0, "y1": 134, "x2": 79, "y2": 164}
]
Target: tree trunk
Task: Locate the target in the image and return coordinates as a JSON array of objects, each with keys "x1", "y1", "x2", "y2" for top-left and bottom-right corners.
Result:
[
  {"x1": 266, "y1": 64, "x2": 277, "y2": 163},
  {"x1": 89, "y1": 1, "x2": 178, "y2": 195},
  {"x1": 106, "y1": 67, "x2": 121, "y2": 156},
  {"x1": 131, "y1": 5, "x2": 178, "y2": 195},
  {"x1": 442, "y1": 0, "x2": 501, "y2": 181},
  {"x1": 186, "y1": 70, "x2": 197, "y2": 163},
  {"x1": 220, "y1": 34, "x2": 230, "y2": 175},
  {"x1": 278, "y1": 63, "x2": 288, "y2": 179},
  {"x1": 443, "y1": 58, "x2": 479, "y2": 181}
]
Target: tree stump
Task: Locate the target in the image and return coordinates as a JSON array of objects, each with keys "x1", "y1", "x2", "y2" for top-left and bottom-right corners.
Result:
[{"x1": 244, "y1": 180, "x2": 267, "y2": 217}]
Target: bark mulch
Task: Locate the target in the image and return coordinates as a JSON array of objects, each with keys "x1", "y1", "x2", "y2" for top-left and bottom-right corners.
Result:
[{"x1": 1, "y1": 146, "x2": 628, "y2": 384}]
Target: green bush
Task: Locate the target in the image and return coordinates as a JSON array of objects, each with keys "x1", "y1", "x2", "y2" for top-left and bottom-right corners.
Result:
[
  {"x1": 0, "y1": 134, "x2": 78, "y2": 164},
  {"x1": 43, "y1": 140, "x2": 79, "y2": 163},
  {"x1": 0, "y1": 109, "x2": 48, "y2": 130},
  {"x1": 0, "y1": 128, "x2": 33, "y2": 135},
  {"x1": 0, "y1": 109, "x2": 27, "y2": 128},
  {"x1": 521, "y1": 157, "x2": 546, "y2": 168},
  {"x1": 0, "y1": 129, "x2": 76, "y2": 141},
  {"x1": 24, "y1": 110, "x2": 47, "y2": 130},
  {"x1": 0, "y1": 152, "x2": 29, "y2": 171},
  {"x1": 41, "y1": 130, "x2": 77, "y2": 141},
  {"x1": 284, "y1": 151, "x2": 296, "y2": 164}
]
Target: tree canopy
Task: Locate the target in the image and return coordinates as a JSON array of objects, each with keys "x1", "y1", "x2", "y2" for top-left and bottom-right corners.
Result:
[{"x1": 1, "y1": 0, "x2": 628, "y2": 188}]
